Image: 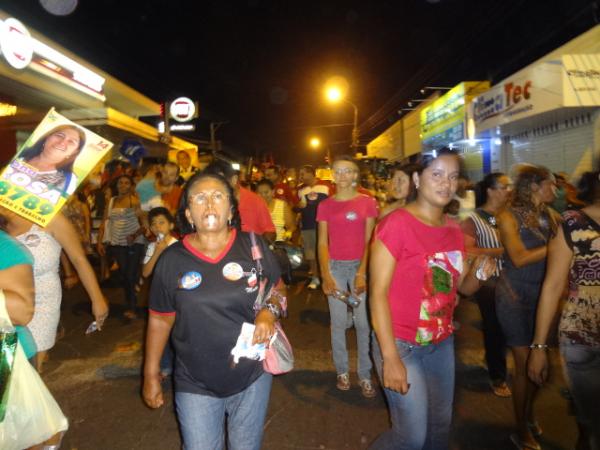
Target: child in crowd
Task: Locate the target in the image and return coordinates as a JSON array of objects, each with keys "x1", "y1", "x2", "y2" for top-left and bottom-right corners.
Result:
[
  {"x1": 142, "y1": 207, "x2": 178, "y2": 379},
  {"x1": 142, "y1": 207, "x2": 178, "y2": 278}
]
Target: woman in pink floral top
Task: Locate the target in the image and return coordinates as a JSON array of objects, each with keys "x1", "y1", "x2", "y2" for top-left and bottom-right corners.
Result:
[{"x1": 369, "y1": 148, "x2": 492, "y2": 450}]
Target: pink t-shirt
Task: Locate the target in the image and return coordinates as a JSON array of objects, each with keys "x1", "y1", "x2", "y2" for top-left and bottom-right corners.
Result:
[
  {"x1": 376, "y1": 208, "x2": 465, "y2": 345},
  {"x1": 317, "y1": 194, "x2": 378, "y2": 260}
]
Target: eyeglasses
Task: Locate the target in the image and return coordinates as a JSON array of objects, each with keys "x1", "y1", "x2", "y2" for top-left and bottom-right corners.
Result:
[
  {"x1": 189, "y1": 191, "x2": 228, "y2": 206},
  {"x1": 333, "y1": 168, "x2": 356, "y2": 175}
]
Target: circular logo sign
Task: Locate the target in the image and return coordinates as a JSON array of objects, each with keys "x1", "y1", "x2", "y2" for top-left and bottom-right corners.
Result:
[
  {"x1": 169, "y1": 97, "x2": 196, "y2": 122},
  {"x1": 222, "y1": 262, "x2": 244, "y2": 281},
  {"x1": 0, "y1": 18, "x2": 33, "y2": 70}
]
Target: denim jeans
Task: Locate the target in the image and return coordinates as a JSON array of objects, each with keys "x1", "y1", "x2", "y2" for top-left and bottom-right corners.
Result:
[
  {"x1": 175, "y1": 372, "x2": 272, "y2": 450},
  {"x1": 327, "y1": 259, "x2": 372, "y2": 381},
  {"x1": 108, "y1": 243, "x2": 144, "y2": 310},
  {"x1": 560, "y1": 339, "x2": 600, "y2": 450},
  {"x1": 371, "y1": 335, "x2": 455, "y2": 450}
]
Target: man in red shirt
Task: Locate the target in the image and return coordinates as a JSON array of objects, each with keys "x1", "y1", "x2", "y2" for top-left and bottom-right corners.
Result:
[
  {"x1": 265, "y1": 165, "x2": 295, "y2": 205},
  {"x1": 205, "y1": 160, "x2": 276, "y2": 242},
  {"x1": 156, "y1": 161, "x2": 183, "y2": 215}
]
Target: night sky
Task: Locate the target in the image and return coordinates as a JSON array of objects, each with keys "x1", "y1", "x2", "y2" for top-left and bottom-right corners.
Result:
[{"x1": 2, "y1": 0, "x2": 598, "y2": 165}]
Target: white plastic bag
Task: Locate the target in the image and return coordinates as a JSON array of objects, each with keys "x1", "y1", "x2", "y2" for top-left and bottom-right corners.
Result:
[{"x1": 0, "y1": 291, "x2": 69, "y2": 449}]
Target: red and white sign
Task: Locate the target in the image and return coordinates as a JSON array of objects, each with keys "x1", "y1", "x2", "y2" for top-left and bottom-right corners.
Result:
[
  {"x1": 0, "y1": 18, "x2": 33, "y2": 70},
  {"x1": 169, "y1": 97, "x2": 196, "y2": 122}
]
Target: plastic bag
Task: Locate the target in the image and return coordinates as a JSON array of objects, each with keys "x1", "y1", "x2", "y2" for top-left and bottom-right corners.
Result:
[
  {"x1": 0, "y1": 291, "x2": 69, "y2": 449},
  {"x1": 263, "y1": 322, "x2": 294, "y2": 375}
]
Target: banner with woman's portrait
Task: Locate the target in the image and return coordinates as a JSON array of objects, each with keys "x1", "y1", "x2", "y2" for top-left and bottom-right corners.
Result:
[{"x1": 0, "y1": 108, "x2": 113, "y2": 226}]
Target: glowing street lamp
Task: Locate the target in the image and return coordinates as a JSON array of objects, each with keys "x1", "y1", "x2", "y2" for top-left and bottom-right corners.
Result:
[
  {"x1": 323, "y1": 76, "x2": 359, "y2": 150},
  {"x1": 309, "y1": 137, "x2": 321, "y2": 149}
]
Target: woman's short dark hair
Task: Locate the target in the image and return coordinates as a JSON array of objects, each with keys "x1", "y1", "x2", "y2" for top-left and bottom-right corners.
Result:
[
  {"x1": 332, "y1": 154, "x2": 358, "y2": 168},
  {"x1": 148, "y1": 206, "x2": 175, "y2": 224},
  {"x1": 256, "y1": 179, "x2": 274, "y2": 190},
  {"x1": 19, "y1": 124, "x2": 86, "y2": 175},
  {"x1": 177, "y1": 171, "x2": 241, "y2": 234},
  {"x1": 391, "y1": 163, "x2": 421, "y2": 203},
  {"x1": 474, "y1": 172, "x2": 506, "y2": 207},
  {"x1": 417, "y1": 147, "x2": 460, "y2": 173},
  {"x1": 576, "y1": 171, "x2": 600, "y2": 204},
  {"x1": 204, "y1": 159, "x2": 239, "y2": 181}
]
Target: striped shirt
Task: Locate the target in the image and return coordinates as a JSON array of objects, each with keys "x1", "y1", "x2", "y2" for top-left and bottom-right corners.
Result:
[{"x1": 467, "y1": 208, "x2": 503, "y2": 277}]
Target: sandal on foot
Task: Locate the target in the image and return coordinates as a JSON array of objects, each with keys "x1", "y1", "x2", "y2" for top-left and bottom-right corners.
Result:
[
  {"x1": 510, "y1": 433, "x2": 541, "y2": 450},
  {"x1": 491, "y1": 381, "x2": 512, "y2": 398},
  {"x1": 527, "y1": 421, "x2": 543, "y2": 437}
]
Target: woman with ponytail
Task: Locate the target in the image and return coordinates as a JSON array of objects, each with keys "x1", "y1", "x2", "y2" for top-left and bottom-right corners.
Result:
[{"x1": 461, "y1": 173, "x2": 512, "y2": 397}]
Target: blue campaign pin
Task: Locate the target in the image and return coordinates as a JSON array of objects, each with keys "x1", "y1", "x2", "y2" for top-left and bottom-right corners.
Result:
[{"x1": 179, "y1": 271, "x2": 202, "y2": 290}]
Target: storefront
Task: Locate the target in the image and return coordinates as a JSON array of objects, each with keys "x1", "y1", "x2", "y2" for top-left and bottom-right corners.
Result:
[
  {"x1": 0, "y1": 13, "x2": 196, "y2": 164},
  {"x1": 470, "y1": 25, "x2": 600, "y2": 179},
  {"x1": 419, "y1": 81, "x2": 490, "y2": 181}
]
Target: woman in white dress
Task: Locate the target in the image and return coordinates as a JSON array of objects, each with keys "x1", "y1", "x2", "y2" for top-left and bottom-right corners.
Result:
[{"x1": 1, "y1": 207, "x2": 108, "y2": 371}]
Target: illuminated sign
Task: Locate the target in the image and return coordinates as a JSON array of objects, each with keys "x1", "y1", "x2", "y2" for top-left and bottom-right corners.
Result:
[
  {"x1": 158, "y1": 121, "x2": 195, "y2": 132},
  {"x1": 169, "y1": 97, "x2": 197, "y2": 122},
  {"x1": 420, "y1": 82, "x2": 490, "y2": 145},
  {"x1": 0, "y1": 17, "x2": 106, "y2": 100},
  {"x1": 0, "y1": 102, "x2": 17, "y2": 117},
  {"x1": 471, "y1": 60, "x2": 563, "y2": 131},
  {"x1": 562, "y1": 54, "x2": 600, "y2": 106},
  {"x1": 0, "y1": 18, "x2": 33, "y2": 69}
]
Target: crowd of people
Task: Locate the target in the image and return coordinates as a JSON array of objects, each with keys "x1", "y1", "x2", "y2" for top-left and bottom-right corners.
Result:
[{"x1": 1, "y1": 146, "x2": 598, "y2": 450}]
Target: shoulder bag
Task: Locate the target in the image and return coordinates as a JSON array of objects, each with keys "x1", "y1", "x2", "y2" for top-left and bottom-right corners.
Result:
[{"x1": 249, "y1": 233, "x2": 294, "y2": 375}]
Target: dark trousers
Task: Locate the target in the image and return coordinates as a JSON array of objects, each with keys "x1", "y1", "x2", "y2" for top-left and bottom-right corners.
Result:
[
  {"x1": 108, "y1": 244, "x2": 145, "y2": 311},
  {"x1": 474, "y1": 281, "x2": 507, "y2": 382}
]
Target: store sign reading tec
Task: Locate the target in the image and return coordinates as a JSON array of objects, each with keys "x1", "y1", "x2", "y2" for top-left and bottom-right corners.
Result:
[{"x1": 169, "y1": 97, "x2": 197, "y2": 122}]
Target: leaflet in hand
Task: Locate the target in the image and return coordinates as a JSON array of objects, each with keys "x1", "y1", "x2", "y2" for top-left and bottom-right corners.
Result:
[{"x1": 230, "y1": 322, "x2": 266, "y2": 364}]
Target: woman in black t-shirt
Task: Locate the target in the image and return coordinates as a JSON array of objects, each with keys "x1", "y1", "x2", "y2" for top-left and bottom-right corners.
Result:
[{"x1": 143, "y1": 172, "x2": 283, "y2": 450}]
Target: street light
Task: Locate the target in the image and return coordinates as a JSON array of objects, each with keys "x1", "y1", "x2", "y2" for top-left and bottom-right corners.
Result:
[
  {"x1": 309, "y1": 136, "x2": 321, "y2": 149},
  {"x1": 323, "y1": 77, "x2": 359, "y2": 151}
]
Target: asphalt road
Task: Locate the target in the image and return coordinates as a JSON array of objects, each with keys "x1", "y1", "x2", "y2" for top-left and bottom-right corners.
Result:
[{"x1": 40, "y1": 279, "x2": 577, "y2": 450}]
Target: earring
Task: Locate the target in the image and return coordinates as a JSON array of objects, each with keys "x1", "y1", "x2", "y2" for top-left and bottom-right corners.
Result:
[
  {"x1": 227, "y1": 218, "x2": 232, "y2": 227},
  {"x1": 189, "y1": 221, "x2": 195, "y2": 231}
]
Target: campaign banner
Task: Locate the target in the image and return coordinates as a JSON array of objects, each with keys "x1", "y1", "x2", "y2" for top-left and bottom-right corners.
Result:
[{"x1": 0, "y1": 108, "x2": 113, "y2": 226}]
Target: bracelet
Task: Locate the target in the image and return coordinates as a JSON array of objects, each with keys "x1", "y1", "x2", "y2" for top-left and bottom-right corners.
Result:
[
  {"x1": 262, "y1": 302, "x2": 282, "y2": 320},
  {"x1": 529, "y1": 343, "x2": 548, "y2": 350},
  {"x1": 355, "y1": 273, "x2": 367, "y2": 279}
]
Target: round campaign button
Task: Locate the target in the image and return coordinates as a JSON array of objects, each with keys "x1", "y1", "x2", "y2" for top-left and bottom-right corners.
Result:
[
  {"x1": 345, "y1": 211, "x2": 357, "y2": 221},
  {"x1": 23, "y1": 233, "x2": 41, "y2": 247},
  {"x1": 222, "y1": 262, "x2": 244, "y2": 281},
  {"x1": 179, "y1": 271, "x2": 202, "y2": 290}
]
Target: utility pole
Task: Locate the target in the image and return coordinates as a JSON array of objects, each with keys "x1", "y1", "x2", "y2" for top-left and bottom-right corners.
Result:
[{"x1": 210, "y1": 121, "x2": 228, "y2": 154}]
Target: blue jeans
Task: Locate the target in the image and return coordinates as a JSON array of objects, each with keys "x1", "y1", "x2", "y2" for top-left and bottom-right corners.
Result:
[
  {"x1": 371, "y1": 335, "x2": 455, "y2": 450},
  {"x1": 327, "y1": 259, "x2": 372, "y2": 380},
  {"x1": 560, "y1": 339, "x2": 600, "y2": 450},
  {"x1": 175, "y1": 373, "x2": 272, "y2": 450}
]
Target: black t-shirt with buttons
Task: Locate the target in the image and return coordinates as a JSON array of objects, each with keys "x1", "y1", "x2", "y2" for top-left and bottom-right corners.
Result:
[{"x1": 149, "y1": 229, "x2": 281, "y2": 397}]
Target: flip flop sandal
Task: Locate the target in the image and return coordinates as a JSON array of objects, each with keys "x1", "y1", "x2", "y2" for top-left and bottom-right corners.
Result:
[{"x1": 510, "y1": 433, "x2": 541, "y2": 450}]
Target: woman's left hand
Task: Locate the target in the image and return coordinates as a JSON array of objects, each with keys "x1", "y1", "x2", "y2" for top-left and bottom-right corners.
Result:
[
  {"x1": 92, "y1": 296, "x2": 109, "y2": 330},
  {"x1": 353, "y1": 273, "x2": 367, "y2": 295},
  {"x1": 253, "y1": 309, "x2": 276, "y2": 345}
]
